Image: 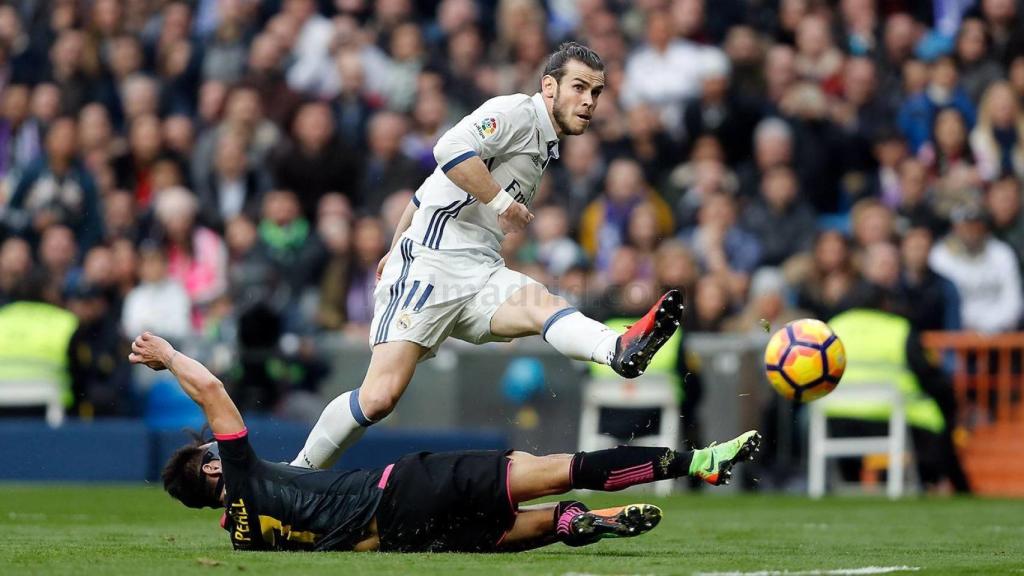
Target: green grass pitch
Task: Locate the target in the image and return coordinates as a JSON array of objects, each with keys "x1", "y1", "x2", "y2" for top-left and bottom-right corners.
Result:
[{"x1": 1, "y1": 485, "x2": 1022, "y2": 575}]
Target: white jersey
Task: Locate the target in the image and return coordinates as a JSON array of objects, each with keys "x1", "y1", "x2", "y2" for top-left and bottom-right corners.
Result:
[{"x1": 404, "y1": 92, "x2": 560, "y2": 259}]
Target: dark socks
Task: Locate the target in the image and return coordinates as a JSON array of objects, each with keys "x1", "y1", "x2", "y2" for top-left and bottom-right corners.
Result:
[
  {"x1": 570, "y1": 446, "x2": 693, "y2": 491},
  {"x1": 554, "y1": 500, "x2": 591, "y2": 547}
]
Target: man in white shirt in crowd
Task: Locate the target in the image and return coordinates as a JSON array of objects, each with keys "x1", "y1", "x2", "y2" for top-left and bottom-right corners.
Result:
[{"x1": 929, "y1": 204, "x2": 1023, "y2": 333}]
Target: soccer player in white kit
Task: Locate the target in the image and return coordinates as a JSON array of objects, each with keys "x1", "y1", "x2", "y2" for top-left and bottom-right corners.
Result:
[{"x1": 292, "y1": 43, "x2": 685, "y2": 470}]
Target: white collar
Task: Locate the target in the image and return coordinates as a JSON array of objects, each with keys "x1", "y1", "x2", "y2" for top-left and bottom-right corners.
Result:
[{"x1": 531, "y1": 92, "x2": 560, "y2": 153}]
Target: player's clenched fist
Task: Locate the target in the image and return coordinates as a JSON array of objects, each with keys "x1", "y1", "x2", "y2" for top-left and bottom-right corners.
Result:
[
  {"x1": 128, "y1": 331, "x2": 175, "y2": 371},
  {"x1": 498, "y1": 201, "x2": 533, "y2": 234}
]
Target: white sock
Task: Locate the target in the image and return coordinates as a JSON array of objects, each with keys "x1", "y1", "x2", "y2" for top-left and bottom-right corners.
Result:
[
  {"x1": 291, "y1": 390, "x2": 369, "y2": 469},
  {"x1": 542, "y1": 308, "x2": 619, "y2": 365}
]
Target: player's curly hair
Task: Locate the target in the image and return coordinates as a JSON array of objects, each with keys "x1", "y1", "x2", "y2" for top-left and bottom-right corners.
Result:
[
  {"x1": 162, "y1": 428, "x2": 218, "y2": 509},
  {"x1": 543, "y1": 41, "x2": 604, "y2": 82}
]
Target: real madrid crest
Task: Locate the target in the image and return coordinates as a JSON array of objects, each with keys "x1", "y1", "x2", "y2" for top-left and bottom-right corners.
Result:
[{"x1": 396, "y1": 312, "x2": 412, "y2": 331}]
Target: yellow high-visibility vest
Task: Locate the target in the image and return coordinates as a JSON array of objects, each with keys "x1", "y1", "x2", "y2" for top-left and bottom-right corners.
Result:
[
  {"x1": 0, "y1": 301, "x2": 79, "y2": 407},
  {"x1": 827, "y1": 309, "x2": 945, "y2": 433}
]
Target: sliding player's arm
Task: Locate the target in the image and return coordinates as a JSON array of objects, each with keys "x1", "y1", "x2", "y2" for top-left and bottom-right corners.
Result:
[
  {"x1": 433, "y1": 109, "x2": 534, "y2": 234},
  {"x1": 128, "y1": 332, "x2": 245, "y2": 436}
]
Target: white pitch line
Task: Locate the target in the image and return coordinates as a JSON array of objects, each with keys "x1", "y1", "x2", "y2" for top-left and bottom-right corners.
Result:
[{"x1": 694, "y1": 567, "x2": 921, "y2": 576}]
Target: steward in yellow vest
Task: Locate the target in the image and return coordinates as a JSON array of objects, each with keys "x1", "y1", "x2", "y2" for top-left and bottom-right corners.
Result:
[
  {"x1": 0, "y1": 298, "x2": 79, "y2": 408},
  {"x1": 827, "y1": 294, "x2": 970, "y2": 493}
]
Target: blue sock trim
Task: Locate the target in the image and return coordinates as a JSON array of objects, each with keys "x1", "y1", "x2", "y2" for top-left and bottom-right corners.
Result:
[
  {"x1": 542, "y1": 307, "x2": 579, "y2": 341},
  {"x1": 349, "y1": 388, "x2": 372, "y2": 427}
]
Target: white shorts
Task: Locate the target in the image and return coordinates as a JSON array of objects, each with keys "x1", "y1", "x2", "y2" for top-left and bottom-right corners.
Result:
[{"x1": 369, "y1": 237, "x2": 538, "y2": 359}]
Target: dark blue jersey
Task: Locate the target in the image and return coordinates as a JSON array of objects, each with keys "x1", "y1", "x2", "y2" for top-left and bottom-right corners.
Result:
[{"x1": 217, "y1": 430, "x2": 384, "y2": 551}]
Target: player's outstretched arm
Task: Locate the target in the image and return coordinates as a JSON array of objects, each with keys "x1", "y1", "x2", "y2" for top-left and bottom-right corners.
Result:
[{"x1": 128, "y1": 331, "x2": 245, "y2": 436}]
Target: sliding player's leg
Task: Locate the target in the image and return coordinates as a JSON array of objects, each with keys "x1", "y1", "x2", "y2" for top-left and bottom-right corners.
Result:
[
  {"x1": 494, "y1": 500, "x2": 663, "y2": 551},
  {"x1": 291, "y1": 341, "x2": 424, "y2": 469},
  {"x1": 487, "y1": 281, "x2": 685, "y2": 378},
  {"x1": 505, "y1": 430, "x2": 763, "y2": 501}
]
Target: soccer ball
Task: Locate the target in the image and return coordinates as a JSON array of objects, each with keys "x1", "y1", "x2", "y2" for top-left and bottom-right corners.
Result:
[{"x1": 764, "y1": 319, "x2": 846, "y2": 402}]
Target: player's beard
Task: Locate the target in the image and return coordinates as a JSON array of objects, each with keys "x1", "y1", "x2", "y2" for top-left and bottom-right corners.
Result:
[{"x1": 551, "y1": 86, "x2": 587, "y2": 136}]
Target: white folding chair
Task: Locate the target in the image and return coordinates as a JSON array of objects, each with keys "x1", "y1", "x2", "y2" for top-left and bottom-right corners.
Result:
[
  {"x1": 0, "y1": 379, "x2": 65, "y2": 427},
  {"x1": 808, "y1": 384, "x2": 908, "y2": 500},
  {"x1": 578, "y1": 374, "x2": 679, "y2": 495}
]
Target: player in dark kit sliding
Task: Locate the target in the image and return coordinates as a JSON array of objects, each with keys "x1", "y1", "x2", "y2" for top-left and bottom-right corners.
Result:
[{"x1": 132, "y1": 332, "x2": 760, "y2": 552}]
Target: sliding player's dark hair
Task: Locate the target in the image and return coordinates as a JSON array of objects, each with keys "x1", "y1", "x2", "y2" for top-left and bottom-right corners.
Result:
[
  {"x1": 162, "y1": 428, "x2": 217, "y2": 509},
  {"x1": 543, "y1": 41, "x2": 604, "y2": 82}
]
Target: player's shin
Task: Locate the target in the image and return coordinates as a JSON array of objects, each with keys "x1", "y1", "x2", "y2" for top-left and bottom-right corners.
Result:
[
  {"x1": 569, "y1": 446, "x2": 692, "y2": 491},
  {"x1": 290, "y1": 390, "x2": 372, "y2": 469},
  {"x1": 542, "y1": 307, "x2": 618, "y2": 365}
]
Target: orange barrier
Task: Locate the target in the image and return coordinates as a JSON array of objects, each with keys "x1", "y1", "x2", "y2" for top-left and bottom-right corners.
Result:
[{"x1": 921, "y1": 332, "x2": 1024, "y2": 496}]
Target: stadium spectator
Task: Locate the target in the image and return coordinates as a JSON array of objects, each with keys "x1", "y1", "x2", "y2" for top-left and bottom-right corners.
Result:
[
  {"x1": 980, "y1": 0, "x2": 1024, "y2": 67},
  {"x1": 898, "y1": 55, "x2": 976, "y2": 153},
  {"x1": 900, "y1": 226, "x2": 962, "y2": 332},
  {"x1": 605, "y1": 103, "x2": 679, "y2": 188},
  {"x1": 580, "y1": 158, "x2": 673, "y2": 275},
  {"x1": 112, "y1": 114, "x2": 168, "y2": 207},
  {"x1": 37, "y1": 224, "x2": 78, "y2": 297},
  {"x1": 724, "y1": 266, "x2": 807, "y2": 334},
  {"x1": 664, "y1": 140, "x2": 738, "y2": 230},
  {"x1": 121, "y1": 242, "x2": 191, "y2": 345},
  {"x1": 865, "y1": 129, "x2": 910, "y2": 210},
  {"x1": 281, "y1": 0, "x2": 334, "y2": 97},
  {"x1": 970, "y1": 81, "x2": 1024, "y2": 182},
  {"x1": 0, "y1": 84, "x2": 42, "y2": 183},
  {"x1": 986, "y1": 176, "x2": 1024, "y2": 269},
  {"x1": 525, "y1": 205, "x2": 584, "y2": 279},
  {"x1": 621, "y1": 9, "x2": 708, "y2": 133},
  {"x1": 345, "y1": 216, "x2": 387, "y2": 333},
  {"x1": 272, "y1": 101, "x2": 362, "y2": 219},
  {"x1": 152, "y1": 186, "x2": 227, "y2": 329},
  {"x1": 955, "y1": 17, "x2": 1005, "y2": 104},
  {"x1": 929, "y1": 204, "x2": 1023, "y2": 332},
  {"x1": 330, "y1": 49, "x2": 379, "y2": 151},
  {"x1": 196, "y1": 128, "x2": 267, "y2": 233},
  {"x1": 681, "y1": 192, "x2": 760, "y2": 303},
  {"x1": 242, "y1": 33, "x2": 303, "y2": 128},
  {"x1": 315, "y1": 210, "x2": 352, "y2": 332},
  {"x1": 6, "y1": 117, "x2": 104, "y2": 251},
  {"x1": 793, "y1": 13, "x2": 844, "y2": 96},
  {"x1": 741, "y1": 165, "x2": 816, "y2": 267},
  {"x1": 682, "y1": 49, "x2": 758, "y2": 165},
  {"x1": 850, "y1": 198, "x2": 896, "y2": 250},
  {"x1": 255, "y1": 189, "x2": 325, "y2": 331},
  {"x1": 402, "y1": 88, "x2": 450, "y2": 172},
  {"x1": 793, "y1": 230, "x2": 857, "y2": 321},
  {"x1": 360, "y1": 112, "x2": 426, "y2": 213},
  {"x1": 833, "y1": 58, "x2": 891, "y2": 182},
  {"x1": 0, "y1": 236, "x2": 31, "y2": 305},
  {"x1": 550, "y1": 132, "x2": 606, "y2": 230},
  {"x1": 779, "y1": 82, "x2": 846, "y2": 213},
  {"x1": 893, "y1": 158, "x2": 944, "y2": 235},
  {"x1": 762, "y1": 44, "x2": 797, "y2": 111},
  {"x1": 737, "y1": 117, "x2": 793, "y2": 200}
]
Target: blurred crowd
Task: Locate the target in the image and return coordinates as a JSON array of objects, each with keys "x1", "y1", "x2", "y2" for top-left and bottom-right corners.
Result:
[{"x1": 0, "y1": 0, "x2": 1023, "y2": 418}]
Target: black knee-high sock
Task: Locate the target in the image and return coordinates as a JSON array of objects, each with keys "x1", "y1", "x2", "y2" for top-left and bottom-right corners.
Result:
[
  {"x1": 554, "y1": 500, "x2": 592, "y2": 547},
  {"x1": 570, "y1": 446, "x2": 693, "y2": 491}
]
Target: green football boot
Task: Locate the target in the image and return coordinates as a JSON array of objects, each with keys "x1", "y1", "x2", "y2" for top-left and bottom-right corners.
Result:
[{"x1": 689, "y1": 430, "x2": 762, "y2": 486}]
